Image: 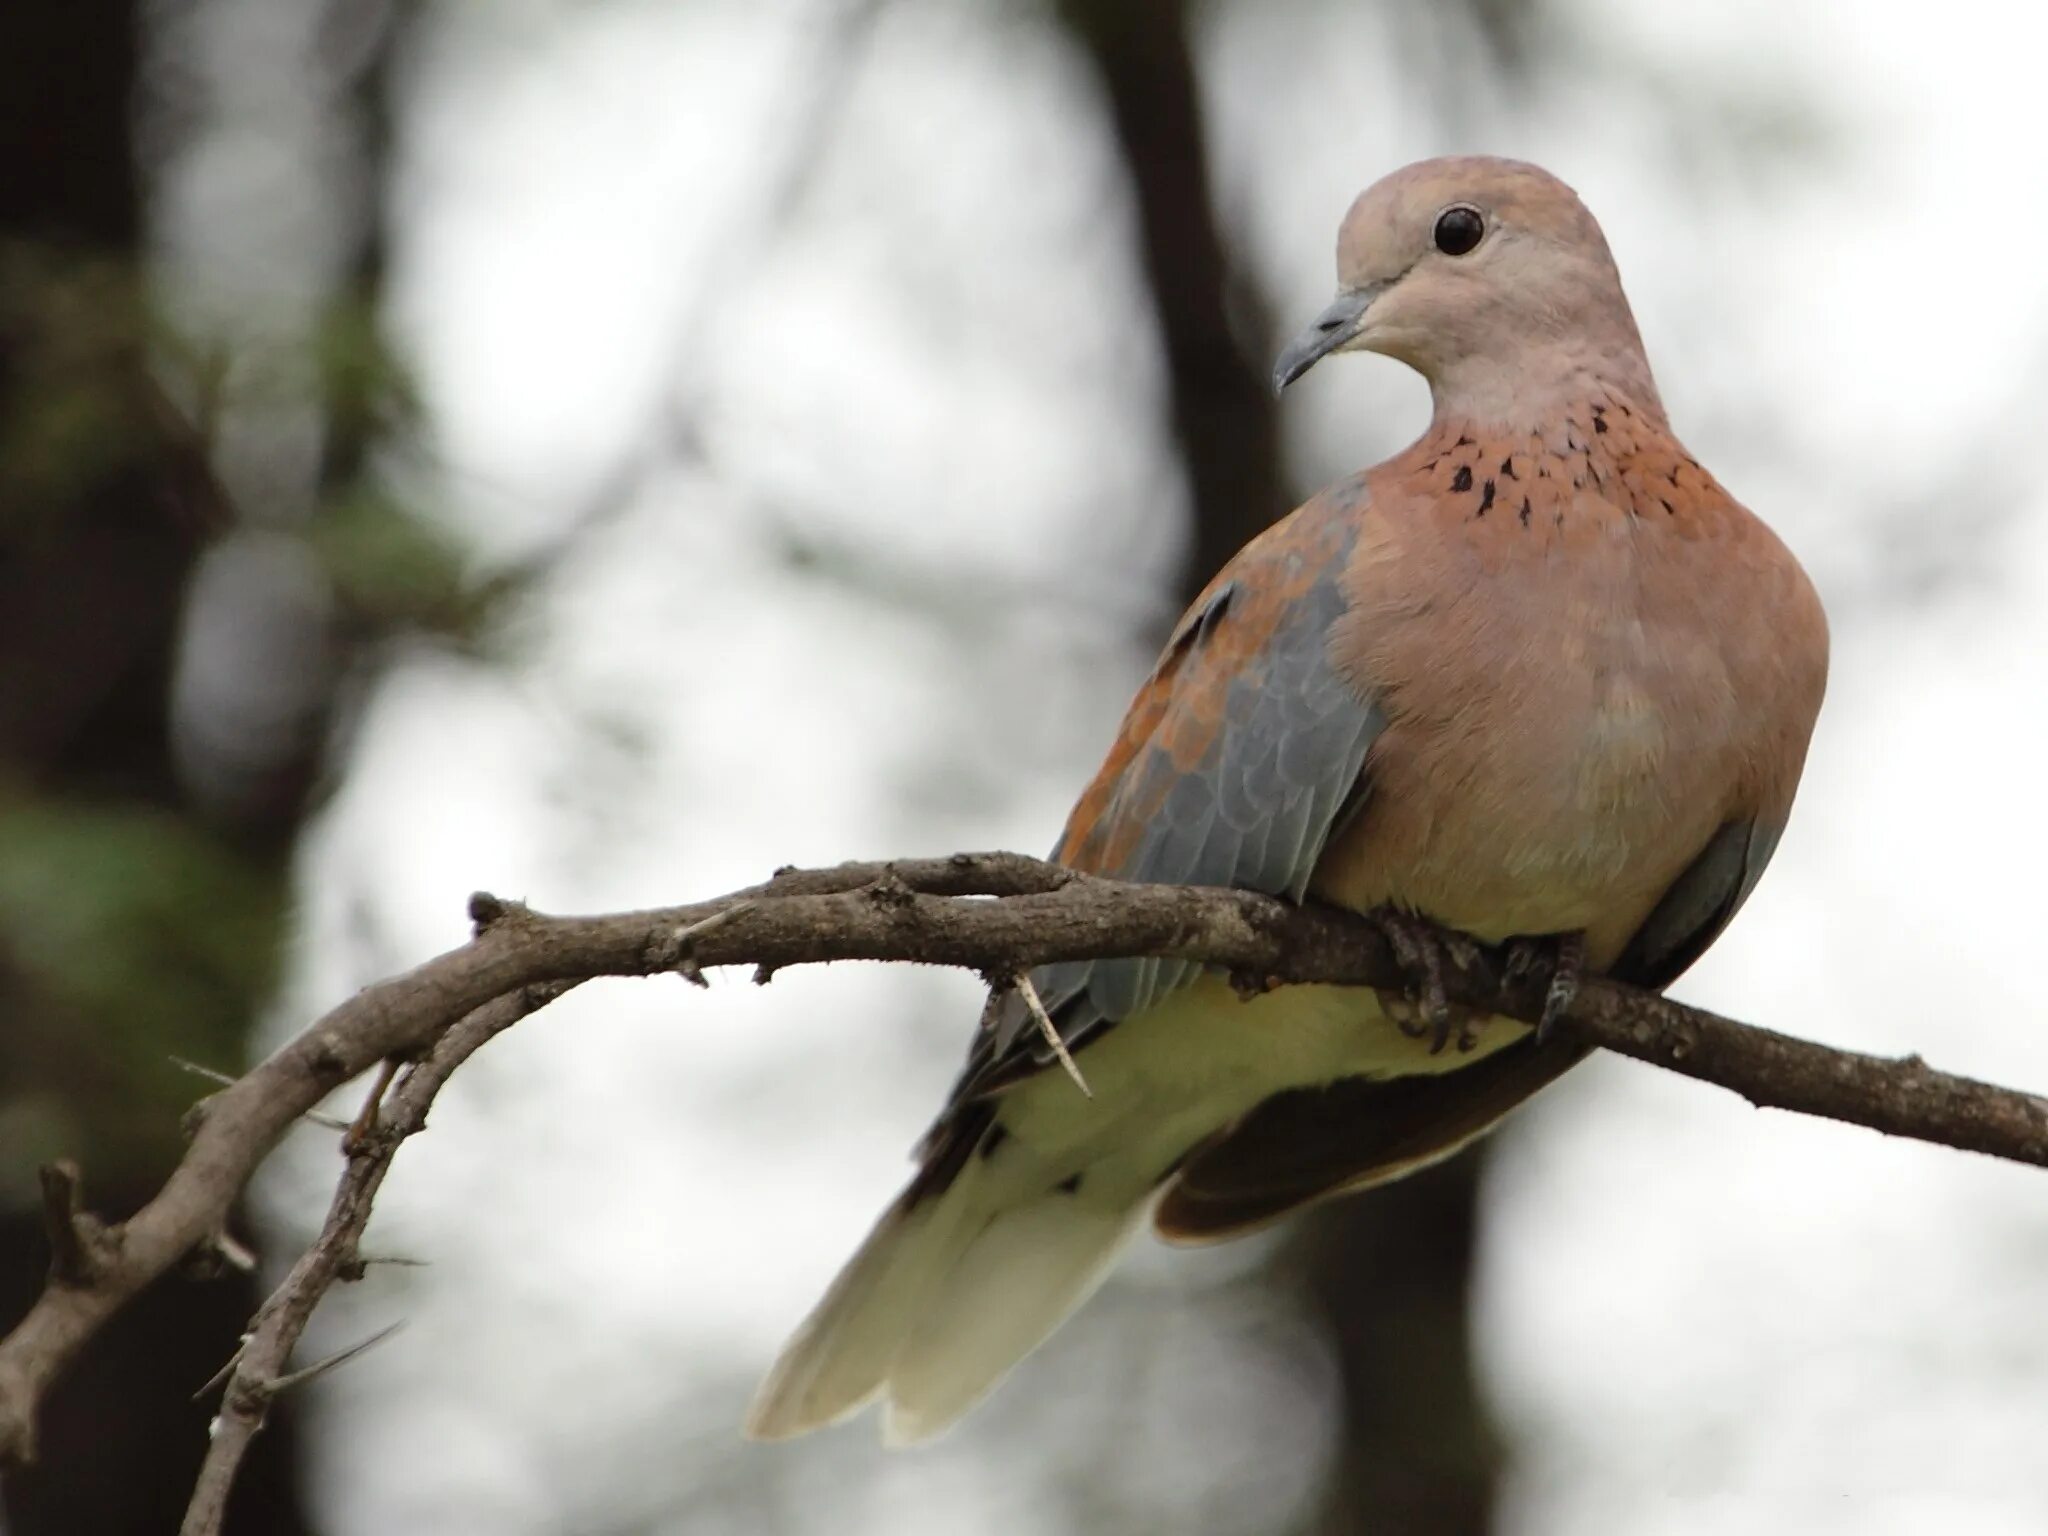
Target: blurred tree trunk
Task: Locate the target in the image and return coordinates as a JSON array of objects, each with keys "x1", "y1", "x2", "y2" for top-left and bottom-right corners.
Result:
[
  {"x1": 0, "y1": 1, "x2": 405, "y2": 1529},
  {"x1": 1053, "y1": 0, "x2": 1288, "y2": 588},
  {"x1": 1055, "y1": 3, "x2": 1500, "y2": 1532}
]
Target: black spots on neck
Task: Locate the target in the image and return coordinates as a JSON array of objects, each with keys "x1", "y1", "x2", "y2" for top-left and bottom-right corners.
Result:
[
  {"x1": 1591, "y1": 404, "x2": 1609, "y2": 435},
  {"x1": 1519, "y1": 496, "x2": 1532, "y2": 527},
  {"x1": 1451, "y1": 464, "x2": 1473, "y2": 493},
  {"x1": 1477, "y1": 479, "x2": 1496, "y2": 516},
  {"x1": 1660, "y1": 497, "x2": 1676, "y2": 517},
  {"x1": 1499, "y1": 456, "x2": 1519, "y2": 481}
]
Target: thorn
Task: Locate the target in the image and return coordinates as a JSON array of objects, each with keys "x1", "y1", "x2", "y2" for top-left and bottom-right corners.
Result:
[
  {"x1": 175, "y1": 1057, "x2": 353, "y2": 1134},
  {"x1": 267, "y1": 1321, "x2": 406, "y2": 1395},
  {"x1": 342, "y1": 1059, "x2": 401, "y2": 1155},
  {"x1": 179, "y1": 1228, "x2": 259, "y2": 1282},
  {"x1": 671, "y1": 901, "x2": 753, "y2": 942},
  {"x1": 667, "y1": 900, "x2": 754, "y2": 986},
  {"x1": 1013, "y1": 972, "x2": 1091, "y2": 1098},
  {"x1": 213, "y1": 1230, "x2": 258, "y2": 1273},
  {"x1": 194, "y1": 1336, "x2": 250, "y2": 1402},
  {"x1": 169, "y1": 1055, "x2": 236, "y2": 1088}
]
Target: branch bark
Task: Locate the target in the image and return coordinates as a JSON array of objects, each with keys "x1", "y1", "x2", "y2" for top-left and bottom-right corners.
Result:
[
  {"x1": 178, "y1": 976, "x2": 572, "y2": 1536},
  {"x1": 0, "y1": 850, "x2": 2041, "y2": 1503}
]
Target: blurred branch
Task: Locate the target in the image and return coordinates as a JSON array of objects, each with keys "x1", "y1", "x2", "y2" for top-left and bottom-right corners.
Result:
[
  {"x1": 478, "y1": 0, "x2": 888, "y2": 597},
  {"x1": 1, "y1": 851, "x2": 2043, "y2": 1512}
]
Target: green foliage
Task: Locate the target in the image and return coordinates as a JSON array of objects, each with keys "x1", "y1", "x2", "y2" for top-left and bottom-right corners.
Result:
[
  {"x1": 312, "y1": 483, "x2": 498, "y2": 645},
  {"x1": 0, "y1": 243, "x2": 194, "y2": 527},
  {"x1": 0, "y1": 790, "x2": 287, "y2": 1200}
]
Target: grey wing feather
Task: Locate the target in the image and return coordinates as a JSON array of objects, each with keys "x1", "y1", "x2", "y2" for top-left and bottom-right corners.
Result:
[
  {"x1": 1611, "y1": 817, "x2": 1785, "y2": 990},
  {"x1": 952, "y1": 507, "x2": 1385, "y2": 1103}
]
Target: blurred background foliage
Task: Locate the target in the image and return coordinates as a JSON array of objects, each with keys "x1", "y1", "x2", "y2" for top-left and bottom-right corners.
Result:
[{"x1": 4, "y1": 1, "x2": 2047, "y2": 1534}]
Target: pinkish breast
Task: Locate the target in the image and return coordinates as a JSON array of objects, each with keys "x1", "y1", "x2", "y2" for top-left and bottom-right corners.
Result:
[{"x1": 1311, "y1": 410, "x2": 1824, "y2": 965}]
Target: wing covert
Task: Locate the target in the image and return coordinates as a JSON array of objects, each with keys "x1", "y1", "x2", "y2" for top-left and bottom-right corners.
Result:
[{"x1": 954, "y1": 480, "x2": 1384, "y2": 1103}]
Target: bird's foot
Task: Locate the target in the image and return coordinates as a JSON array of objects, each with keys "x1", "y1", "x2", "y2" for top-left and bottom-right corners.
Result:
[
  {"x1": 1373, "y1": 908, "x2": 1486, "y2": 1054},
  {"x1": 1503, "y1": 931, "x2": 1587, "y2": 1044}
]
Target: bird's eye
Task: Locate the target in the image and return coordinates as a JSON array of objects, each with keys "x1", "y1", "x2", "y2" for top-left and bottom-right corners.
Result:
[{"x1": 1433, "y1": 205, "x2": 1485, "y2": 256}]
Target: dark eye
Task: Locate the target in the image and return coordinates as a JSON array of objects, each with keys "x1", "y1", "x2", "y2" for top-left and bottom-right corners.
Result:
[{"x1": 1433, "y1": 205, "x2": 1485, "y2": 256}]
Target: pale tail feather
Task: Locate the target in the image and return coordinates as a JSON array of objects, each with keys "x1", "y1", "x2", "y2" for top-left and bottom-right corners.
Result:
[
  {"x1": 746, "y1": 1165, "x2": 1144, "y2": 1444},
  {"x1": 744, "y1": 1186, "x2": 969, "y2": 1439},
  {"x1": 881, "y1": 1192, "x2": 1142, "y2": 1444}
]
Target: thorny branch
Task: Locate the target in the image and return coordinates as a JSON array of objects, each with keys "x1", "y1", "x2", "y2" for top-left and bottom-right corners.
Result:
[
  {"x1": 178, "y1": 971, "x2": 577, "y2": 1536},
  {"x1": 0, "y1": 851, "x2": 2037, "y2": 1526}
]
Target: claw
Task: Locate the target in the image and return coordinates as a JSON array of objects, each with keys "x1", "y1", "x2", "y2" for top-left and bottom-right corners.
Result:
[
  {"x1": 1536, "y1": 932, "x2": 1586, "y2": 1044},
  {"x1": 1500, "y1": 937, "x2": 1546, "y2": 989},
  {"x1": 1374, "y1": 908, "x2": 1459, "y2": 1054}
]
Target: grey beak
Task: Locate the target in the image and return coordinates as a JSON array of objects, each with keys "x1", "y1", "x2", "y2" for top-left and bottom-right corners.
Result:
[{"x1": 1272, "y1": 286, "x2": 1378, "y2": 395}]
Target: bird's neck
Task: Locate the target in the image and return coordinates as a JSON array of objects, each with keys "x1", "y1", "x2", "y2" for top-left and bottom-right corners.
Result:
[
  {"x1": 1397, "y1": 360, "x2": 1709, "y2": 527},
  {"x1": 1426, "y1": 337, "x2": 1667, "y2": 440}
]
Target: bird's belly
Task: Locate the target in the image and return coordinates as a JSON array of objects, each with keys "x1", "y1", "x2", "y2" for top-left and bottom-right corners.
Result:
[
  {"x1": 995, "y1": 976, "x2": 1529, "y2": 1181},
  {"x1": 1319, "y1": 670, "x2": 1723, "y2": 961}
]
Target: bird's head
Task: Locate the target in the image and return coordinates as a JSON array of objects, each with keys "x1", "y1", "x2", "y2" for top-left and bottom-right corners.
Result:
[{"x1": 1274, "y1": 156, "x2": 1661, "y2": 425}]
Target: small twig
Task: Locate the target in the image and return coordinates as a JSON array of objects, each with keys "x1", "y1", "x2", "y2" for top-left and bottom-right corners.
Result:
[
  {"x1": 342, "y1": 1058, "x2": 401, "y2": 1152},
  {"x1": 37, "y1": 1163, "x2": 104, "y2": 1287},
  {"x1": 1014, "y1": 972, "x2": 1091, "y2": 1098},
  {"x1": 178, "y1": 980, "x2": 573, "y2": 1536}
]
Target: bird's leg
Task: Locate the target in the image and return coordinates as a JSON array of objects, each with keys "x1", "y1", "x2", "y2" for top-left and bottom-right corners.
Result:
[
  {"x1": 1372, "y1": 907, "x2": 1484, "y2": 1054},
  {"x1": 1537, "y1": 931, "x2": 1586, "y2": 1044},
  {"x1": 1500, "y1": 931, "x2": 1588, "y2": 1043}
]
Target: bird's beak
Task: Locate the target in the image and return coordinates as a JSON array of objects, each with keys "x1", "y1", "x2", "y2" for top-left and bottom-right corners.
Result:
[{"x1": 1272, "y1": 285, "x2": 1380, "y2": 395}]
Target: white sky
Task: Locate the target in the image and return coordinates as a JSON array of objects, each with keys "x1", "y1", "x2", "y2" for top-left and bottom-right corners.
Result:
[{"x1": 250, "y1": 1, "x2": 2048, "y2": 1532}]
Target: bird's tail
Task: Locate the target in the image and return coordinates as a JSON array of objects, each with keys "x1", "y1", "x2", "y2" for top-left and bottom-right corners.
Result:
[{"x1": 744, "y1": 1154, "x2": 1145, "y2": 1445}]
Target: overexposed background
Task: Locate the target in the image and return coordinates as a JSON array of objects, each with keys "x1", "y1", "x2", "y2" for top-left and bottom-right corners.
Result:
[{"x1": 144, "y1": 0, "x2": 2048, "y2": 1530}]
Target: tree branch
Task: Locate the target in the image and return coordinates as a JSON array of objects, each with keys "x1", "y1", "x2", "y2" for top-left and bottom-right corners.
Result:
[
  {"x1": 0, "y1": 850, "x2": 2041, "y2": 1498},
  {"x1": 178, "y1": 972, "x2": 573, "y2": 1536}
]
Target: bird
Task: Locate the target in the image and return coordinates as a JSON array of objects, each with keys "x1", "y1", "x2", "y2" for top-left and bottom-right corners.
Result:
[{"x1": 746, "y1": 155, "x2": 1828, "y2": 1446}]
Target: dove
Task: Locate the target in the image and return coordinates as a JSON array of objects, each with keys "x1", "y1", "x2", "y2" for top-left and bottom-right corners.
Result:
[{"x1": 747, "y1": 155, "x2": 1828, "y2": 1445}]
